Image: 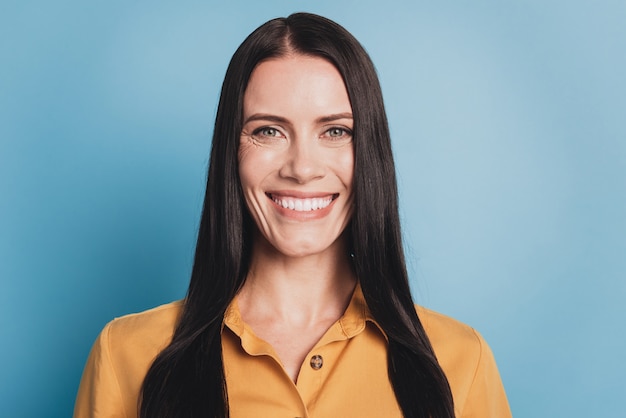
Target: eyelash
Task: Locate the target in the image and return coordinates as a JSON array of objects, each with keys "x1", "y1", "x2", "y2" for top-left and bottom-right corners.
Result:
[
  {"x1": 253, "y1": 127, "x2": 283, "y2": 137},
  {"x1": 324, "y1": 127, "x2": 352, "y2": 139},
  {"x1": 251, "y1": 126, "x2": 352, "y2": 139}
]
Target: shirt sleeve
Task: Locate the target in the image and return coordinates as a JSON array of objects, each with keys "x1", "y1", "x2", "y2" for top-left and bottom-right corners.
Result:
[
  {"x1": 74, "y1": 322, "x2": 128, "y2": 418},
  {"x1": 460, "y1": 330, "x2": 512, "y2": 418}
]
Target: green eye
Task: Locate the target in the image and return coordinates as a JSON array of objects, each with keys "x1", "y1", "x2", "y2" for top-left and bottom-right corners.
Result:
[
  {"x1": 249, "y1": 126, "x2": 286, "y2": 145},
  {"x1": 329, "y1": 128, "x2": 345, "y2": 137},
  {"x1": 250, "y1": 126, "x2": 281, "y2": 137},
  {"x1": 325, "y1": 127, "x2": 352, "y2": 139},
  {"x1": 259, "y1": 127, "x2": 279, "y2": 136}
]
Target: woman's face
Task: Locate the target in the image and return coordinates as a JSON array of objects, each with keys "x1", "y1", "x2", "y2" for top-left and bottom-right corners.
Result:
[{"x1": 239, "y1": 55, "x2": 354, "y2": 258}]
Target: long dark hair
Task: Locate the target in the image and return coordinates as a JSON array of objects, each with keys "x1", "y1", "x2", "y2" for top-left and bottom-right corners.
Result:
[{"x1": 140, "y1": 12, "x2": 454, "y2": 418}]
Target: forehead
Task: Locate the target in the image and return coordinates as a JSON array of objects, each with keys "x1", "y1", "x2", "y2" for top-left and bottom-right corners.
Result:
[{"x1": 243, "y1": 55, "x2": 352, "y2": 118}]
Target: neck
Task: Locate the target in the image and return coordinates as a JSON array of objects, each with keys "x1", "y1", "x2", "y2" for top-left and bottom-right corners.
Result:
[{"x1": 238, "y1": 234, "x2": 356, "y2": 326}]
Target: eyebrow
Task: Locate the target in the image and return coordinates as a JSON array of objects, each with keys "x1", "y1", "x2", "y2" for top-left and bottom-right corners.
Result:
[
  {"x1": 317, "y1": 112, "x2": 353, "y2": 123},
  {"x1": 243, "y1": 112, "x2": 353, "y2": 125}
]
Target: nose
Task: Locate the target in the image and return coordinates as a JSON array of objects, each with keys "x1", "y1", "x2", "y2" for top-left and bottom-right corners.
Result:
[{"x1": 278, "y1": 138, "x2": 325, "y2": 183}]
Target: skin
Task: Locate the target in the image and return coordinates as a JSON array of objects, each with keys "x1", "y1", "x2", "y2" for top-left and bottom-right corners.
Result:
[{"x1": 237, "y1": 55, "x2": 357, "y2": 382}]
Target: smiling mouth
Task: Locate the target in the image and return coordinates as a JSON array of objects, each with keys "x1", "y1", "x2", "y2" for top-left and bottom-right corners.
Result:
[{"x1": 267, "y1": 193, "x2": 337, "y2": 212}]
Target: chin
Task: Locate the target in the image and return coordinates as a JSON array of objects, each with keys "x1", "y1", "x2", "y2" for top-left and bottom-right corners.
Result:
[
  {"x1": 271, "y1": 230, "x2": 351, "y2": 259},
  {"x1": 273, "y1": 241, "x2": 330, "y2": 258},
  {"x1": 253, "y1": 223, "x2": 351, "y2": 259}
]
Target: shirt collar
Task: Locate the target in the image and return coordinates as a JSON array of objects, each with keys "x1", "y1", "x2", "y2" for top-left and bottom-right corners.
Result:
[{"x1": 223, "y1": 282, "x2": 385, "y2": 341}]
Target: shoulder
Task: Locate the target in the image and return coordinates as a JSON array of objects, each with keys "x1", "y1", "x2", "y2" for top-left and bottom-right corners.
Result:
[
  {"x1": 416, "y1": 306, "x2": 512, "y2": 417},
  {"x1": 416, "y1": 305, "x2": 483, "y2": 356},
  {"x1": 103, "y1": 300, "x2": 183, "y2": 352},
  {"x1": 74, "y1": 301, "x2": 184, "y2": 417},
  {"x1": 416, "y1": 305, "x2": 485, "y2": 378}
]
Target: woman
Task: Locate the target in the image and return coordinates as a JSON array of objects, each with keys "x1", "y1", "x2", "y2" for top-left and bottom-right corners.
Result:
[{"x1": 75, "y1": 13, "x2": 511, "y2": 418}]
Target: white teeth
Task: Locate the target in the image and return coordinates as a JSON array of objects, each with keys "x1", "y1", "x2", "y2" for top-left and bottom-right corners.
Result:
[{"x1": 271, "y1": 195, "x2": 333, "y2": 212}]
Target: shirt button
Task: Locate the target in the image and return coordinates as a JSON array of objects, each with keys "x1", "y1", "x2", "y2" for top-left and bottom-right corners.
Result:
[{"x1": 310, "y1": 354, "x2": 323, "y2": 370}]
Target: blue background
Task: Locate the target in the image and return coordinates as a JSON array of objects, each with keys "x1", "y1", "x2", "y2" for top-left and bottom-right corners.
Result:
[{"x1": 1, "y1": 1, "x2": 624, "y2": 417}]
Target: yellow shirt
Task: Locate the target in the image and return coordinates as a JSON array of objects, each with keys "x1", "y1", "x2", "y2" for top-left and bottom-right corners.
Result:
[{"x1": 74, "y1": 287, "x2": 511, "y2": 417}]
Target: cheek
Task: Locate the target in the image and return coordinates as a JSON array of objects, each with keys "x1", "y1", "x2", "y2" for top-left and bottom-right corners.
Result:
[
  {"x1": 238, "y1": 156, "x2": 253, "y2": 190},
  {"x1": 336, "y1": 147, "x2": 355, "y2": 189},
  {"x1": 238, "y1": 146, "x2": 259, "y2": 197},
  {"x1": 238, "y1": 144, "x2": 278, "y2": 192}
]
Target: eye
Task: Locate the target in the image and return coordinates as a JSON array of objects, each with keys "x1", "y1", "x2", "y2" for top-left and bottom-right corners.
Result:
[
  {"x1": 323, "y1": 126, "x2": 353, "y2": 141},
  {"x1": 254, "y1": 127, "x2": 282, "y2": 137},
  {"x1": 328, "y1": 127, "x2": 347, "y2": 137}
]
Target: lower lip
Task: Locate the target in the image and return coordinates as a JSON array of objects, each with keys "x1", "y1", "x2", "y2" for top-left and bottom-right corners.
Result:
[{"x1": 269, "y1": 195, "x2": 336, "y2": 220}]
